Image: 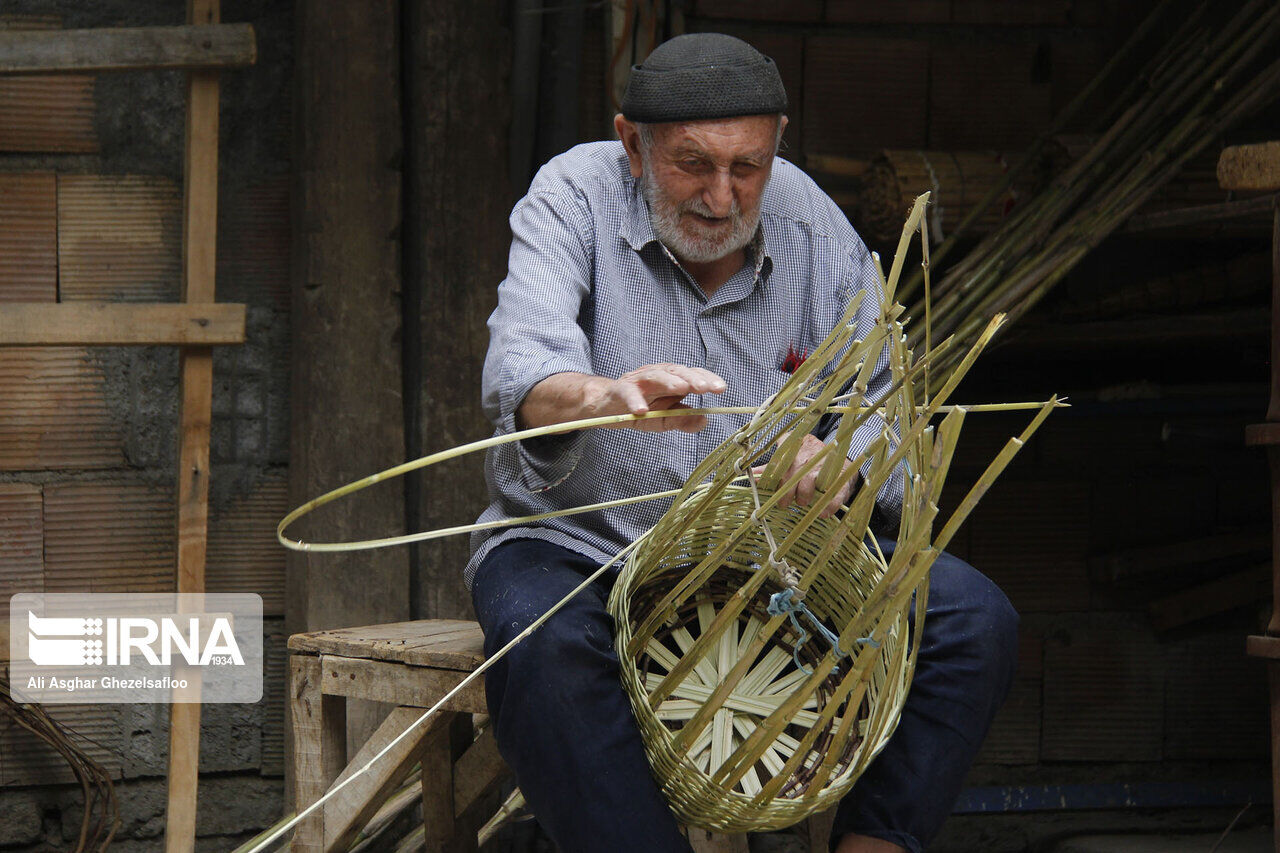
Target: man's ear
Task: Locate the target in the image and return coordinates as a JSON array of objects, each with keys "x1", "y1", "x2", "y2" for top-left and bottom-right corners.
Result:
[{"x1": 614, "y1": 114, "x2": 644, "y2": 179}]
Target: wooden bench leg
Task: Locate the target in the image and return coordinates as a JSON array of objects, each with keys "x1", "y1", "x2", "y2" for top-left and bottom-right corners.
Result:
[
  {"x1": 687, "y1": 827, "x2": 748, "y2": 853},
  {"x1": 289, "y1": 654, "x2": 347, "y2": 853},
  {"x1": 324, "y1": 705, "x2": 449, "y2": 850},
  {"x1": 421, "y1": 714, "x2": 465, "y2": 852},
  {"x1": 806, "y1": 805, "x2": 836, "y2": 852}
]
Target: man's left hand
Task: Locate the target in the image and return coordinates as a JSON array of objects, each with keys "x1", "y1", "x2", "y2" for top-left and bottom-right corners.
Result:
[{"x1": 751, "y1": 432, "x2": 860, "y2": 518}]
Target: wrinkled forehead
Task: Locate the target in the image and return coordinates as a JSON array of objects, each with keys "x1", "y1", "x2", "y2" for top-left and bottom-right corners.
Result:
[{"x1": 649, "y1": 115, "x2": 780, "y2": 161}]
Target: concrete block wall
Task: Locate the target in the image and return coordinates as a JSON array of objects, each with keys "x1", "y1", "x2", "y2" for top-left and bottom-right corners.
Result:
[{"x1": 0, "y1": 1, "x2": 294, "y2": 849}]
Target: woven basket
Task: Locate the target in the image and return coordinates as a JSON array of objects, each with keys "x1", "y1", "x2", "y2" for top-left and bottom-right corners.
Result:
[
  {"x1": 274, "y1": 193, "x2": 1059, "y2": 844},
  {"x1": 610, "y1": 483, "x2": 916, "y2": 832}
]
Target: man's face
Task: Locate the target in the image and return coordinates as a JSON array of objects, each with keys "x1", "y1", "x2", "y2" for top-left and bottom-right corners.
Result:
[{"x1": 620, "y1": 114, "x2": 783, "y2": 265}]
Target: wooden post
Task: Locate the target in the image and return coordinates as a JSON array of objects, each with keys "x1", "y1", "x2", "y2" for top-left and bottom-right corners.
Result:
[
  {"x1": 163, "y1": 0, "x2": 221, "y2": 850},
  {"x1": 403, "y1": 0, "x2": 513, "y2": 620},
  {"x1": 289, "y1": 654, "x2": 347, "y2": 853},
  {"x1": 1229, "y1": 136, "x2": 1280, "y2": 853},
  {"x1": 286, "y1": 0, "x2": 408, "y2": 763}
]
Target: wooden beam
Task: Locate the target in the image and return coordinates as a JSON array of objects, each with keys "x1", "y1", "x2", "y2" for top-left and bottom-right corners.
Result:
[
  {"x1": 288, "y1": 654, "x2": 348, "y2": 853},
  {"x1": 0, "y1": 23, "x2": 255, "y2": 74},
  {"x1": 405, "y1": 0, "x2": 513, "y2": 621},
  {"x1": 1148, "y1": 564, "x2": 1271, "y2": 631},
  {"x1": 288, "y1": 0, "x2": 408, "y2": 758},
  {"x1": 1218, "y1": 141, "x2": 1280, "y2": 192},
  {"x1": 1122, "y1": 194, "x2": 1277, "y2": 233},
  {"x1": 451, "y1": 728, "x2": 508, "y2": 822},
  {"x1": 1010, "y1": 307, "x2": 1269, "y2": 351},
  {"x1": 0, "y1": 302, "x2": 244, "y2": 346},
  {"x1": 323, "y1": 706, "x2": 449, "y2": 851},
  {"x1": 317, "y1": 655, "x2": 488, "y2": 715},
  {"x1": 1248, "y1": 635, "x2": 1280, "y2": 660},
  {"x1": 165, "y1": 2, "x2": 223, "y2": 851},
  {"x1": 1091, "y1": 531, "x2": 1270, "y2": 580}
]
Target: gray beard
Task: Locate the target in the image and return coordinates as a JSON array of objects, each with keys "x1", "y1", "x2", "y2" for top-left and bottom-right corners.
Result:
[{"x1": 640, "y1": 164, "x2": 761, "y2": 265}]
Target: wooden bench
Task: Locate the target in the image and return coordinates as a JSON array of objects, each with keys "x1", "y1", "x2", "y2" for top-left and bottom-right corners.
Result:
[
  {"x1": 287, "y1": 618, "x2": 833, "y2": 852},
  {"x1": 287, "y1": 619, "x2": 504, "y2": 852}
]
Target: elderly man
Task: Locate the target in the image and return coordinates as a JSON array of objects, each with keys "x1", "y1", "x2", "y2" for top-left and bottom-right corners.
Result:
[{"x1": 468, "y1": 33, "x2": 1017, "y2": 853}]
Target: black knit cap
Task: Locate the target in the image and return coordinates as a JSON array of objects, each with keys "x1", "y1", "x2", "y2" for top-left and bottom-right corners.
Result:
[{"x1": 620, "y1": 33, "x2": 787, "y2": 123}]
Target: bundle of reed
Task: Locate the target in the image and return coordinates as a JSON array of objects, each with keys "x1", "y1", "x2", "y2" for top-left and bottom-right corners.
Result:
[
  {"x1": 0, "y1": 674, "x2": 119, "y2": 852},
  {"x1": 828, "y1": 149, "x2": 1050, "y2": 248},
  {"x1": 259, "y1": 194, "x2": 1061, "y2": 845},
  {"x1": 833, "y1": 141, "x2": 1230, "y2": 250},
  {"x1": 901, "y1": 0, "x2": 1280, "y2": 384}
]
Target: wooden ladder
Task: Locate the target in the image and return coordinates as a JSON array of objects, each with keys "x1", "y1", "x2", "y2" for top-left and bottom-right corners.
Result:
[{"x1": 0, "y1": 5, "x2": 255, "y2": 852}]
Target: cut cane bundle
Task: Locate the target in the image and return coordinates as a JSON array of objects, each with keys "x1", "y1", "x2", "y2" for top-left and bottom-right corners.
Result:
[{"x1": 261, "y1": 194, "x2": 1060, "y2": 851}]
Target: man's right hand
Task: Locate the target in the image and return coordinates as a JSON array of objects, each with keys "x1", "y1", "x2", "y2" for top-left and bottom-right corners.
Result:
[{"x1": 517, "y1": 364, "x2": 726, "y2": 433}]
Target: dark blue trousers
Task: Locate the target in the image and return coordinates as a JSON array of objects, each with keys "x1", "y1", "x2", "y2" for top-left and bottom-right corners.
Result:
[{"x1": 470, "y1": 536, "x2": 1018, "y2": 853}]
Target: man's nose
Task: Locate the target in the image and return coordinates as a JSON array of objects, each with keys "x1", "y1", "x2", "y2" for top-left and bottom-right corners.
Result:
[{"x1": 702, "y1": 170, "x2": 734, "y2": 217}]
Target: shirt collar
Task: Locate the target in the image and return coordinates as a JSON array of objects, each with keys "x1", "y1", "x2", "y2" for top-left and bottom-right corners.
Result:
[{"x1": 620, "y1": 179, "x2": 775, "y2": 282}]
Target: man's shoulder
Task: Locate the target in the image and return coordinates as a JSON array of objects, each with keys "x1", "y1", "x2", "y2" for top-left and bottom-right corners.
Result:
[
  {"x1": 761, "y1": 156, "x2": 860, "y2": 247},
  {"x1": 528, "y1": 141, "x2": 632, "y2": 202}
]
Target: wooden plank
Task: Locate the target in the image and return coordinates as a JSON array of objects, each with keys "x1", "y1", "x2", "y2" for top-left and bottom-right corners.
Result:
[
  {"x1": 57, "y1": 174, "x2": 182, "y2": 302},
  {"x1": 1010, "y1": 308, "x2": 1269, "y2": 350},
  {"x1": 1091, "y1": 530, "x2": 1270, "y2": 580},
  {"x1": 451, "y1": 728, "x2": 507, "y2": 821},
  {"x1": 1246, "y1": 422, "x2": 1280, "y2": 447},
  {"x1": 0, "y1": 173, "x2": 57, "y2": 300},
  {"x1": 1269, "y1": 207, "x2": 1280, "y2": 423},
  {"x1": 1267, "y1": 664, "x2": 1280, "y2": 853},
  {"x1": 1148, "y1": 564, "x2": 1271, "y2": 631},
  {"x1": 0, "y1": 23, "x2": 254, "y2": 74},
  {"x1": 1122, "y1": 194, "x2": 1277, "y2": 233},
  {"x1": 1249, "y1": 635, "x2": 1280, "y2": 660},
  {"x1": 165, "y1": 3, "x2": 223, "y2": 851},
  {"x1": 0, "y1": 302, "x2": 245, "y2": 346},
  {"x1": 287, "y1": 620, "x2": 485, "y2": 671},
  {"x1": 287, "y1": 654, "x2": 346, "y2": 852},
  {"x1": 1218, "y1": 141, "x2": 1280, "y2": 192},
  {"x1": 324, "y1": 706, "x2": 449, "y2": 851},
  {"x1": 804, "y1": 807, "x2": 836, "y2": 853},
  {"x1": 317, "y1": 655, "x2": 488, "y2": 715},
  {"x1": 420, "y1": 717, "x2": 459, "y2": 853},
  {"x1": 288, "y1": 0, "x2": 408, "y2": 762},
  {"x1": 687, "y1": 829, "x2": 748, "y2": 853}
]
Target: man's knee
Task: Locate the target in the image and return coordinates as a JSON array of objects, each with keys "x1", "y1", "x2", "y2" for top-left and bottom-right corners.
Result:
[{"x1": 927, "y1": 553, "x2": 1020, "y2": 691}]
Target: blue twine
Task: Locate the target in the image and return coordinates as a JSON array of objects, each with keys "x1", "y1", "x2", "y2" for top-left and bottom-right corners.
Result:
[{"x1": 766, "y1": 588, "x2": 879, "y2": 676}]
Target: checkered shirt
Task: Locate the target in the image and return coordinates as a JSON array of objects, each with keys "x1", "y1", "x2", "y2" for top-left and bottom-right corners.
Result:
[{"x1": 466, "y1": 141, "x2": 905, "y2": 588}]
